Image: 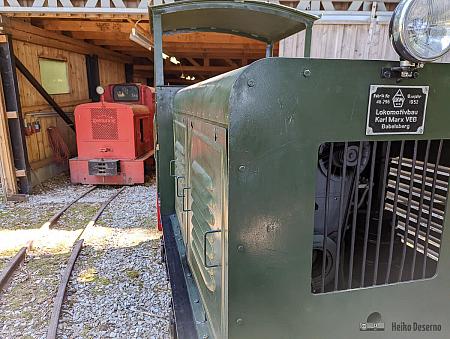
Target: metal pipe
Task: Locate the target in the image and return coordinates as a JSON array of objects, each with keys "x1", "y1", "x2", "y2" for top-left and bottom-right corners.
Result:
[
  {"x1": 385, "y1": 140, "x2": 405, "y2": 284},
  {"x1": 304, "y1": 24, "x2": 313, "y2": 57},
  {"x1": 265, "y1": 43, "x2": 273, "y2": 58},
  {"x1": 152, "y1": 14, "x2": 164, "y2": 87},
  {"x1": 360, "y1": 142, "x2": 377, "y2": 287},
  {"x1": 410, "y1": 140, "x2": 431, "y2": 279}
]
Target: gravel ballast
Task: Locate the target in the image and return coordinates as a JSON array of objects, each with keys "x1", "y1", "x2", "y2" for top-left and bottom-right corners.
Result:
[{"x1": 0, "y1": 174, "x2": 170, "y2": 339}]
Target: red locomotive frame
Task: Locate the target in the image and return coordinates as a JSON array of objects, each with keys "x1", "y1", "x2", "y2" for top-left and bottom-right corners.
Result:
[{"x1": 69, "y1": 84, "x2": 155, "y2": 185}]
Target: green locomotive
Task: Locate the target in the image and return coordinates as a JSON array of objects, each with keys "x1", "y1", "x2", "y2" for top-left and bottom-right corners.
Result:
[{"x1": 150, "y1": 1, "x2": 450, "y2": 338}]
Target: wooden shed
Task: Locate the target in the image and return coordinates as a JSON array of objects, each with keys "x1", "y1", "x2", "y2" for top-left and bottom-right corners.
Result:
[{"x1": 2, "y1": 0, "x2": 442, "y2": 199}]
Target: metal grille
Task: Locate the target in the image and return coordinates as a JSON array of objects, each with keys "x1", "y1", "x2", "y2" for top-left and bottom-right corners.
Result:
[
  {"x1": 91, "y1": 108, "x2": 119, "y2": 140},
  {"x1": 312, "y1": 140, "x2": 450, "y2": 294},
  {"x1": 190, "y1": 160, "x2": 216, "y2": 292}
]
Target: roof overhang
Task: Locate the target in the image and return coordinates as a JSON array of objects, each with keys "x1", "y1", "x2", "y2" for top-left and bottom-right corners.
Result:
[{"x1": 150, "y1": 0, "x2": 319, "y2": 44}]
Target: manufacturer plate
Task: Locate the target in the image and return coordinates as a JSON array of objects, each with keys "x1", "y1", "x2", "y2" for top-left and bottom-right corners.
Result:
[{"x1": 366, "y1": 85, "x2": 429, "y2": 135}]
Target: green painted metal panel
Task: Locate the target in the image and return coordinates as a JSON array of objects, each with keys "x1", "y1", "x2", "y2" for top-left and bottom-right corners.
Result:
[
  {"x1": 150, "y1": 0, "x2": 318, "y2": 44},
  {"x1": 156, "y1": 86, "x2": 184, "y2": 216},
  {"x1": 226, "y1": 58, "x2": 450, "y2": 339},
  {"x1": 173, "y1": 58, "x2": 450, "y2": 338},
  {"x1": 174, "y1": 113, "x2": 189, "y2": 244},
  {"x1": 186, "y1": 118, "x2": 228, "y2": 339},
  {"x1": 173, "y1": 69, "x2": 244, "y2": 126}
]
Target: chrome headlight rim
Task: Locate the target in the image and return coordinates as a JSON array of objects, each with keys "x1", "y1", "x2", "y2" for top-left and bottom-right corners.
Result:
[{"x1": 390, "y1": 0, "x2": 450, "y2": 63}]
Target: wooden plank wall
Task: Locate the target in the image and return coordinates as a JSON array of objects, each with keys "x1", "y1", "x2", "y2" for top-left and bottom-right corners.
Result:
[
  {"x1": 99, "y1": 58, "x2": 126, "y2": 86},
  {"x1": 280, "y1": 22, "x2": 450, "y2": 63},
  {"x1": 12, "y1": 40, "x2": 125, "y2": 173},
  {"x1": 14, "y1": 40, "x2": 90, "y2": 112}
]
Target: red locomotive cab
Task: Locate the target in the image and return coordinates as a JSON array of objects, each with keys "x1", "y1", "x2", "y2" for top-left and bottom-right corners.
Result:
[{"x1": 69, "y1": 84, "x2": 155, "y2": 185}]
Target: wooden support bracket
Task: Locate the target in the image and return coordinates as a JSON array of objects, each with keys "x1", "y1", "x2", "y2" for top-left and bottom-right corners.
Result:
[
  {"x1": 6, "y1": 110, "x2": 17, "y2": 119},
  {"x1": 15, "y1": 169, "x2": 26, "y2": 177}
]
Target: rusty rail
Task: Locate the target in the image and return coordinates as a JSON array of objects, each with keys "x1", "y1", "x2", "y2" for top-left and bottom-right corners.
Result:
[
  {"x1": 0, "y1": 186, "x2": 97, "y2": 294},
  {"x1": 46, "y1": 187, "x2": 126, "y2": 339},
  {"x1": 0, "y1": 247, "x2": 27, "y2": 291}
]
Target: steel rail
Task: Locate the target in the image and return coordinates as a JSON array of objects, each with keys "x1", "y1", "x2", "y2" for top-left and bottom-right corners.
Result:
[
  {"x1": 0, "y1": 247, "x2": 27, "y2": 292},
  {"x1": 46, "y1": 186, "x2": 126, "y2": 339},
  {"x1": 42, "y1": 186, "x2": 98, "y2": 231},
  {"x1": 0, "y1": 186, "x2": 96, "y2": 293}
]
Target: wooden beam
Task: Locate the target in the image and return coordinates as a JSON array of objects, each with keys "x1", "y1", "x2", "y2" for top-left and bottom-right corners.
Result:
[
  {"x1": 70, "y1": 31, "x2": 130, "y2": 41},
  {"x1": 163, "y1": 32, "x2": 265, "y2": 44},
  {"x1": 90, "y1": 40, "x2": 135, "y2": 47},
  {"x1": 0, "y1": 71, "x2": 18, "y2": 197},
  {"x1": 0, "y1": 12, "x2": 148, "y2": 20},
  {"x1": 134, "y1": 51, "x2": 265, "y2": 60},
  {"x1": 21, "y1": 99, "x2": 90, "y2": 114},
  {"x1": 93, "y1": 40, "x2": 265, "y2": 51},
  {"x1": 186, "y1": 58, "x2": 200, "y2": 67},
  {"x1": 38, "y1": 20, "x2": 136, "y2": 34},
  {"x1": 224, "y1": 59, "x2": 238, "y2": 67},
  {"x1": 38, "y1": 23, "x2": 263, "y2": 46},
  {"x1": 1, "y1": 18, "x2": 131, "y2": 63},
  {"x1": 135, "y1": 64, "x2": 236, "y2": 73}
]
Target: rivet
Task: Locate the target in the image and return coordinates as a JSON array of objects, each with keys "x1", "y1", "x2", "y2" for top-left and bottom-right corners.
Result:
[
  {"x1": 194, "y1": 299, "x2": 199, "y2": 303},
  {"x1": 237, "y1": 245, "x2": 244, "y2": 252},
  {"x1": 247, "y1": 79, "x2": 255, "y2": 87},
  {"x1": 238, "y1": 165, "x2": 245, "y2": 172},
  {"x1": 236, "y1": 318, "x2": 244, "y2": 326},
  {"x1": 303, "y1": 69, "x2": 311, "y2": 77},
  {"x1": 202, "y1": 335, "x2": 209, "y2": 339},
  {"x1": 187, "y1": 272, "x2": 192, "y2": 277}
]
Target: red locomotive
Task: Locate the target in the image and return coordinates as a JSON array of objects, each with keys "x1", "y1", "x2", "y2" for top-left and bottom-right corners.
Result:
[{"x1": 69, "y1": 84, "x2": 155, "y2": 185}]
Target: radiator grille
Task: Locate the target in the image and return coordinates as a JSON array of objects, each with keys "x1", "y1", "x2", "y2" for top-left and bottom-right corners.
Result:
[
  {"x1": 388, "y1": 156, "x2": 449, "y2": 262},
  {"x1": 312, "y1": 140, "x2": 450, "y2": 294},
  {"x1": 91, "y1": 108, "x2": 119, "y2": 140},
  {"x1": 190, "y1": 160, "x2": 216, "y2": 292}
]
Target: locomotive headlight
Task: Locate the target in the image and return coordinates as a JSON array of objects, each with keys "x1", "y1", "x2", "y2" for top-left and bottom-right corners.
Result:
[
  {"x1": 96, "y1": 86, "x2": 105, "y2": 96},
  {"x1": 390, "y1": 0, "x2": 450, "y2": 63}
]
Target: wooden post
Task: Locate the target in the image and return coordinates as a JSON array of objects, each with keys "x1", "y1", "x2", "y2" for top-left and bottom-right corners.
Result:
[
  {"x1": 0, "y1": 34, "x2": 31, "y2": 194},
  {"x1": 0, "y1": 71, "x2": 18, "y2": 198},
  {"x1": 86, "y1": 54, "x2": 100, "y2": 102},
  {"x1": 125, "y1": 63, "x2": 134, "y2": 83}
]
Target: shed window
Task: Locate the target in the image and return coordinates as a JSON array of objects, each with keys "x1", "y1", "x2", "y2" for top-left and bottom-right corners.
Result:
[{"x1": 38, "y1": 58, "x2": 70, "y2": 95}]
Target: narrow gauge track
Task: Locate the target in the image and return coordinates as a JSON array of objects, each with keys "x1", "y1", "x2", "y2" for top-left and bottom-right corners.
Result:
[
  {"x1": 47, "y1": 186, "x2": 125, "y2": 339},
  {"x1": 0, "y1": 186, "x2": 96, "y2": 291},
  {"x1": 0, "y1": 185, "x2": 126, "y2": 339}
]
